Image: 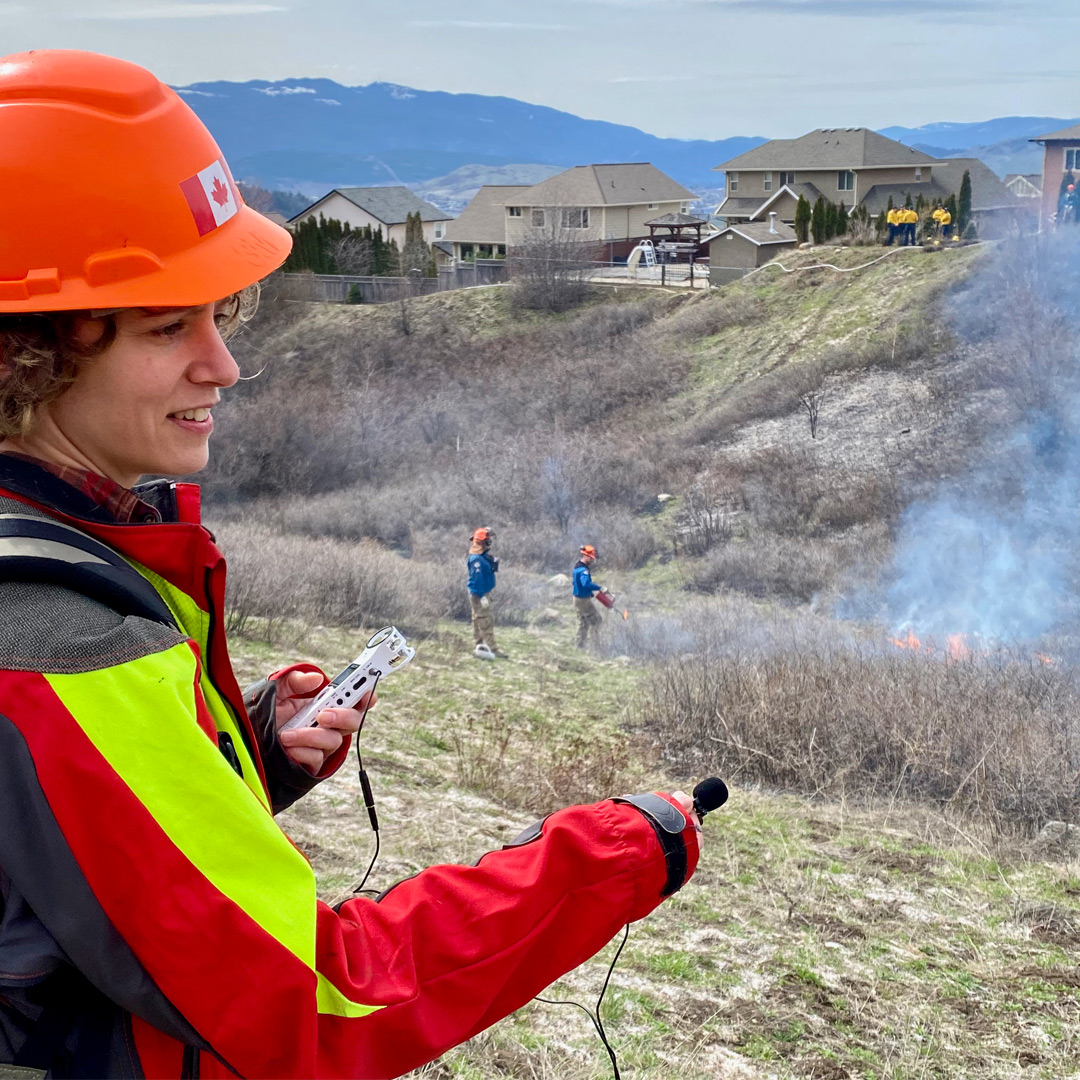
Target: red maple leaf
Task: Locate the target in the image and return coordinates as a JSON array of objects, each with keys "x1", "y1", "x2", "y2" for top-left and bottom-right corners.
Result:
[{"x1": 210, "y1": 175, "x2": 231, "y2": 208}]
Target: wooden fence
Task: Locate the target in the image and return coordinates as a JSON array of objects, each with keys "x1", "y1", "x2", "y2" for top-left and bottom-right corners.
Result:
[{"x1": 281, "y1": 260, "x2": 509, "y2": 304}]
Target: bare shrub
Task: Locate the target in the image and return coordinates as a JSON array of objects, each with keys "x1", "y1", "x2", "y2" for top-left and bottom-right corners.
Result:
[
  {"x1": 452, "y1": 708, "x2": 656, "y2": 814},
  {"x1": 507, "y1": 214, "x2": 599, "y2": 313},
  {"x1": 665, "y1": 290, "x2": 763, "y2": 341},
  {"x1": 687, "y1": 531, "x2": 867, "y2": 601},
  {"x1": 643, "y1": 640, "x2": 1080, "y2": 832}
]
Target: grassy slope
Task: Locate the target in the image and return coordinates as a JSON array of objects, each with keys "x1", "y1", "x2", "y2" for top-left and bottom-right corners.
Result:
[{"x1": 230, "y1": 623, "x2": 1080, "y2": 1080}]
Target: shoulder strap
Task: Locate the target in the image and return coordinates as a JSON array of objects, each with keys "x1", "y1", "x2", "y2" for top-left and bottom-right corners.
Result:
[{"x1": 0, "y1": 514, "x2": 178, "y2": 629}]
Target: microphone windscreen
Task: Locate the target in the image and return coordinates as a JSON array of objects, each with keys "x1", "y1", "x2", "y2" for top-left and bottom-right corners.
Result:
[{"x1": 692, "y1": 777, "x2": 729, "y2": 813}]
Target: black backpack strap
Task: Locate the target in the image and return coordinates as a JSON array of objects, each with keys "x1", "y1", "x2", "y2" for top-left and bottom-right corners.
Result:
[{"x1": 0, "y1": 514, "x2": 178, "y2": 629}]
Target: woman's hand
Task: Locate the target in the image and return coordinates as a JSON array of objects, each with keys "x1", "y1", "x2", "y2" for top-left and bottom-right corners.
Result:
[
  {"x1": 273, "y1": 668, "x2": 374, "y2": 773},
  {"x1": 670, "y1": 790, "x2": 703, "y2": 849}
]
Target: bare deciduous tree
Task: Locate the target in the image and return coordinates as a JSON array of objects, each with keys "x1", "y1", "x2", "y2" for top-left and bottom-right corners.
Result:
[{"x1": 507, "y1": 208, "x2": 600, "y2": 313}]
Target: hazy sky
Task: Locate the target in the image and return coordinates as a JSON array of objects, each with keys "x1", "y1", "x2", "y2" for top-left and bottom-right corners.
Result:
[{"x1": 3, "y1": 0, "x2": 1077, "y2": 138}]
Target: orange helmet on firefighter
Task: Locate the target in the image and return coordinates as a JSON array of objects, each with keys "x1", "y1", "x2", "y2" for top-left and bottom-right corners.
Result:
[
  {"x1": 0, "y1": 49, "x2": 292, "y2": 313},
  {"x1": 471, "y1": 527, "x2": 494, "y2": 544},
  {"x1": 580, "y1": 545, "x2": 597, "y2": 559}
]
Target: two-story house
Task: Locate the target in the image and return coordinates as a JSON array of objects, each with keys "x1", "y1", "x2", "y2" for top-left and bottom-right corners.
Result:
[
  {"x1": 442, "y1": 184, "x2": 532, "y2": 263},
  {"x1": 502, "y1": 163, "x2": 696, "y2": 261},
  {"x1": 1031, "y1": 123, "x2": 1080, "y2": 228},
  {"x1": 289, "y1": 186, "x2": 454, "y2": 247},
  {"x1": 716, "y1": 128, "x2": 939, "y2": 224}
]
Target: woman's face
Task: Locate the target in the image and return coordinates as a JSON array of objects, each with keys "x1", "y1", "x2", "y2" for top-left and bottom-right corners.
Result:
[{"x1": 36, "y1": 301, "x2": 239, "y2": 487}]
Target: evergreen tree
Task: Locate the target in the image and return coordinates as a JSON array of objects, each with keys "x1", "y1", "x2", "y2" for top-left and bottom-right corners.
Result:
[
  {"x1": 811, "y1": 197, "x2": 827, "y2": 244},
  {"x1": 400, "y1": 211, "x2": 432, "y2": 277},
  {"x1": 958, "y1": 170, "x2": 973, "y2": 235},
  {"x1": 904, "y1": 191, "x2": 913, "y2": 209},
  {"x1": 837, "y1": 200, "x2": 849, "y2": 236},
  {"x1": 794, "y1": 194, "x2": 812, "y2": 244},
  {"x1": 945, "y1": 193, "x2": 957, "y2": 220},
  {"x1": 824, "y1": 200, "x2": 838, "y2": 240},
  {"x1": 875, "y1": 210, "x2": 887, "y2": 241},
  {"x1": 887, "y1": 195, "x2": 895, "y2": 212}
]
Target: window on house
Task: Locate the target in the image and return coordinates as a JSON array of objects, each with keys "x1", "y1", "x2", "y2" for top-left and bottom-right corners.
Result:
[
  {"x1": 779, "y1": 171, "x2": 795, "y2": 186},
  {"x1": 728, "y1": 172, "x2": 738, "y2": 192},
  {"x1": 461, "y1": 244, "x2": 474, "y2": 261},
  {"x1": 531, "y1": 209, "x2": 545, "y2": 227},
  {"x1": 763, "y1": 171, "x2": 773, "y2": 191},
  {"x1": 680, "y1": 201, "x2": 690, "y2": 214},
  {"x1": 837, "y1": 170, "x2": 855, "y2": 191},
  {"x1": 434, "y1": 222, "x2": 445, "y2": 239},
  {"x1": 507, "y1": 206, "x2": 522, "y2": 217},
  {"x1": 647, "y1": 202, "x2": 659, "y2": 210},
  {"x1": 1067, "y1": 149, "x2": 1080, "y2": 171},
  {"x1": 561, "y1": 207, "x2": 589, "y2": 229},
  {"x1": 914, "y1": 167, "x2": 922, "y2": 182}
]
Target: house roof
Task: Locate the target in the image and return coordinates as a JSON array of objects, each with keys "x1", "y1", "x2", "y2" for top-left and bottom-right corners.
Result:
[
  {"x1": 514, "y1": 163, "x2": 695, "y2": 207},
  {"x1": 1004, "y1": 174, "x2": 1042, "y2": 196},
  {"x1": 931, "y1": 158, "x2": 1024, "y2": 212},
  {"x1": 1032, "y1": 122, "x2": 1080, "y2": 142},
  {"x1": 714, "y1": 195, "x2": 770, "y2": 219},
  {"x1": 443, "y1": 185, "x2": 531, "y2": 244},
  {"x1": 709, "y1": 220, "x2": 798, "y2": 247},
  {"x1": 716, "y1": 183, "x2": 823, "y2": 222},
  {"x1": 859, "y1": 182, "x2": 949, "y2": 216},
  {"x1": 715, "y1": 128, "x2": 938, "y2": 171},
  {"x1": 291, "y1": 185, "x2": 453, "y2": 225}
]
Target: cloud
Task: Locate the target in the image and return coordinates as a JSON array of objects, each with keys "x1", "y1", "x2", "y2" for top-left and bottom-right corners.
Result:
[
  {"x1": 76, "y1": 3, "x2": 286, "y2": 18},
  {"x1": 409, "y1": 20, "x2": 570, "y2": 30},
  {"x1": 609, "y1": 75, "x2": 696, "y2": 84}
]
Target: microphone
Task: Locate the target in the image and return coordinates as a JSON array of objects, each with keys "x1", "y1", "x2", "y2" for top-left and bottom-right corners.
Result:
[{"x1": 692, "y1": 777, "x2": 729, "y2": 821}]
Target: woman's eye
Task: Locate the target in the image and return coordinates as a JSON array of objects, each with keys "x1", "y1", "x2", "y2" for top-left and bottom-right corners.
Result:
[{"x1": 152, "y1": 321, "x2": 185, "y2": 338}]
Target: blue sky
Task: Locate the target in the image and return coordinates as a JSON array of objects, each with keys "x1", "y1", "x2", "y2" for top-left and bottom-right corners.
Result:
[{"x1": 4, "y1": 0, "x2": 1077, "y2": 138}]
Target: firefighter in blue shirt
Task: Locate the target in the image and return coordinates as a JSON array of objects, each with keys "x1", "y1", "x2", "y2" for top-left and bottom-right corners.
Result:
[
  {"x1": 467, "y1": 526, "x2": 502, "y2": 658},
  {"x1": 572, "y1": 544, "x2": 604, "y2": 649}
]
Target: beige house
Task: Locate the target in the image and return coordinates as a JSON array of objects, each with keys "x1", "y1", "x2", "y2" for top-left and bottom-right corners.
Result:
[
  {"x1": 717, "y1": 128, "x2": 1028, "y2": 237},
  {"x1": 504, "y1": 163, "x2": 696, "y2": 260},
  {"x1": 289, "y1": 186, "x2": 453, "y2": 247},
  {"x1": 1031, "y1": 123, "x2": 1080, "y2": 227},
  {"x1": 717, "y1": 128, "x2": 939, "y2": 222},
  {"x1": 707, "y1": 216, "x2": 798, "y2": 285},
  {"x1": 442, "y1": 184, "x2": 532, "y2": 262}
]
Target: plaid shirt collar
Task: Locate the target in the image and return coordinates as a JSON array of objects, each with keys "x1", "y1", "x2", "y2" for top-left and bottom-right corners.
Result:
[{"x1": 1, "y1": 453, "x2": 161, "y2": 524}]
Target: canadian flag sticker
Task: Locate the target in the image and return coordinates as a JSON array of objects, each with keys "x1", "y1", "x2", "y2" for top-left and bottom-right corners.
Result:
[{"x1": 180, "y1": 158, "x2": 240, "y2": 236}]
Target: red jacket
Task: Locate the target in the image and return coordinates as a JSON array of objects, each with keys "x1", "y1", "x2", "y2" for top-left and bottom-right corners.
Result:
[{"x1": 0, "y1": 456, "x2": 699, "y2": 1079}]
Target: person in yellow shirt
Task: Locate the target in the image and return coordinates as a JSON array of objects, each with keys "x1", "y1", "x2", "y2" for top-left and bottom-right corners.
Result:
[
  {"x1": 939, "y1": 206, "x2": 952, "y2": 239},
  {"x1": 885, "y1": 206, "x2": 900, "y2": 245},
  {"x1": 900, "y1": 206, "x2": 918, "y2": 245}
]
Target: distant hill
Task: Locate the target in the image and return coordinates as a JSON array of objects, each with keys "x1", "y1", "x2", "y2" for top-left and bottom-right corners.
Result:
[
  {"x1": 175, "y1": 78, "x2": 766, "y2": 194},
  {"x1": 412, "y1": 164, "x2": 566, "y2": 216},
  {"x1": 880, "y1": 116, "x2": 1076, "y2": 177}
]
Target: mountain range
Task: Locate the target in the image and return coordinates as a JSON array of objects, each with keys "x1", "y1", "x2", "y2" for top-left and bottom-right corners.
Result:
[{"x1": 174, "y1": 78, "x2": 1071, "y2": 208}]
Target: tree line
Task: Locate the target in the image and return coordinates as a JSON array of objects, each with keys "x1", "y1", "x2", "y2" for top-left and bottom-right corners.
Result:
[{"x1": 283, "y1": 212, "x2": 437, "y2": 278}]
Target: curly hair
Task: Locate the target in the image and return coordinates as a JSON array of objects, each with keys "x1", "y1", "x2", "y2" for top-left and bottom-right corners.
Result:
[{"x1": 0, "y1": 286, "x2": 258, "y2": 438}]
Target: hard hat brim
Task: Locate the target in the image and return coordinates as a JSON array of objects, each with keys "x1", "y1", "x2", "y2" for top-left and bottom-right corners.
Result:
[{"x1": 0, "y1": 205, "x2": 292, "y2": 313}]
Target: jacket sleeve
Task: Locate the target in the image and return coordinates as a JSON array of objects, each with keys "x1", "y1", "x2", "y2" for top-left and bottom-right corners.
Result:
[
  {"x1": 0, "y1": 647, "x2": 697, "y2": 1080},
  {"x1": 243, "y1": 662, "x2": 351, "y2": 814}
]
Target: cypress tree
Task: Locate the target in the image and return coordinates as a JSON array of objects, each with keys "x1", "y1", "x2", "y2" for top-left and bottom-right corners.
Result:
[
  {"x1": 811, "y1": 197, "x2": 827, "y2": 244},
  {"x1": 945, "y1": 193, "x2": 957, "y2": 220},
  {"x1": 794, "y1": 194, "x2": 812, "y2": 244},
  {"x1": 824, "y1": 200, "x2": 838, "y2": 240},
  {"x1": 887, "y1": 194, "x2": 895, "y2": 212},
  {"x1": 958, "y1": 169, "x2": 973, "y2": 235},
  {"x1": 837, "y1": 200, "x2": 849, "y2": 236},
  {"x1": 875, "y1": 210, "x2": 887, "y2": 240}
]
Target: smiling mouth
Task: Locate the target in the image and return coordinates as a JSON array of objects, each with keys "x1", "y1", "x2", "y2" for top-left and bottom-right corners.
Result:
[{"x1": 169, "y1": 408, "x2": 212, "y2": 422}]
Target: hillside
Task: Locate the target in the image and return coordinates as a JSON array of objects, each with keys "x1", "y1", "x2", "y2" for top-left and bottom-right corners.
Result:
[{"x1": 209, "y1": 238, "x2": 1080, "y2": 1077}]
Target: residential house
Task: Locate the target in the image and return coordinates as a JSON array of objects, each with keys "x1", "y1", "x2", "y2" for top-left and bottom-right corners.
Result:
[
  {"x1": 1031, "y1": 123, "x2": 1080, "y2": 227},
  {"x1": 707, "y1": 215, "x2": 797, "y2": 285},
  {"x1": 504, "y1": 163, "x2": 696, "y2": 261},
  {"x1": 1004, "y1": 173, "x2": 1042, "y2": 200},
  {"x1": 442, "y1": 184, "x2": 532, "y2": 263},
  {"x1": 716, "y1": 128, "x2": 1029, "y2": 237},
  {"x1": 289, "y1": 186, "x2": 454, "y2": 247}
]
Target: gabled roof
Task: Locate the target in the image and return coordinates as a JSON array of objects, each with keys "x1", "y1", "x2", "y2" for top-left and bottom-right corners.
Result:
[
  {"x1": 1032, "y1": 122, "x2": 1080, "y2": 142},
  {"x1": 716, "y1": 183, "x2": 823, "y2": 222},
  {"x1": 709, "y1": 220, "x2": 798, "y2": 246},
  {"x1": 443, "y1": 185, "x2": 531, "y2": 244},
  {"x1": 291, "y1": 185, "x2": 453, "y2": 225},
  {"x1": 514, "y1": 163, "x2": 695, "y2": 207},
  {"x1": 715, "y1": 128, "x2": 938, "y2": 171},
  {"x1": 931, "y1": 158, "x2": 1024, "y2": 212}
]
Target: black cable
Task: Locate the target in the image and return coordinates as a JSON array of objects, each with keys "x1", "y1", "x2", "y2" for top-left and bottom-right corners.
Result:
[
  {"x1": 350, "y1": 670, "x2": 382, "y2": 895},
  {"x1": 534, "y1": 923, "x2": 630, "y2": 1080}
]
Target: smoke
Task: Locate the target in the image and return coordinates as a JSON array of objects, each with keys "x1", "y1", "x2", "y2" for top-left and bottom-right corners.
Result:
[{"x1": 848, "y1": 231, "x2": 1080, "y2": 647}]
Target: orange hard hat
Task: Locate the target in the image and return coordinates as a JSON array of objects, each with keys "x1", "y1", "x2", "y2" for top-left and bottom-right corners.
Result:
[
  {"x1": 471, "y1": 526, "x2": 493, "y2": 543},
  {"x1": 0, "y1": 50, "x2": 292, "y2": 313},
  {"x1": 580, "y1": 544, "x2": 597, "y2": 559}
]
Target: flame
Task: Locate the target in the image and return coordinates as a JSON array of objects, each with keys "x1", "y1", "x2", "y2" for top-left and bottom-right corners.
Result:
[
  {"x1": 889, "y1": 628, "x2": 924, "y2": 650},
  {"x1": 945, "y1": 633, "x2": 970, "y2": 661},
  {"x1": 1035, "y1": 652, "x2": 1055, "y2": 666}
]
